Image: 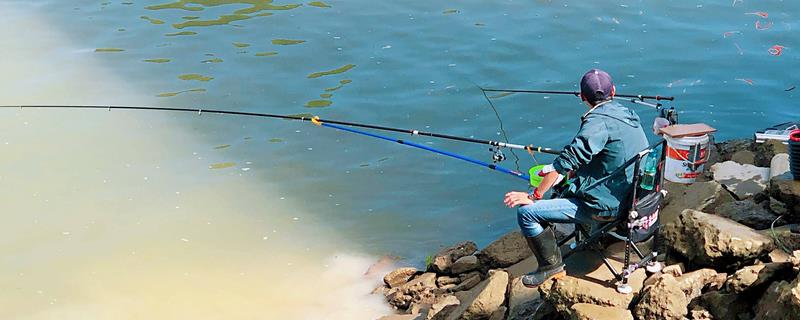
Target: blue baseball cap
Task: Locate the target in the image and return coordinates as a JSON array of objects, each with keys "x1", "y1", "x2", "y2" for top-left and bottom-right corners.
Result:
[{"x1": 580, "y1": 69, "x2": 614, "y2": 103}]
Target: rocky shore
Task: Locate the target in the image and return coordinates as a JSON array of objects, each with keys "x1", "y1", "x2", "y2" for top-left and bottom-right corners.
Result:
[{"x1": 373, "y1": 139, "x2": 800, "y2": 320}]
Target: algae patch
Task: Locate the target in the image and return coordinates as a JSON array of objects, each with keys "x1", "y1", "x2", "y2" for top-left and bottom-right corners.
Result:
[
  {"x1": 305, "y1": 100, "x2": 332, "y2": 108},
  {"x1": 156, "y1": 88, "x2": 207, "y2": 97},
  {"x1": 255, "y1": 51, "x2": 278, "y2": 57},
  {"x1": 209, "y1": 162, "x2": 236, "y2": 169},
  {"x1": 141, "y1": 16, "x2": 166, "y2": 24},
  {"x1": 233, "y1": 42, "x2": 251, "y2": 48},
  {"x1": 179, "y1": 73, "x2": 214, "y2": 81},
  {"x1": 308, "y1": 64, "x2": 355, "y2": 79},
  {"x1": 268, "y1": 138, "x2": 284, "y2": 143},
  {"x1": 95, "y1": 48, "x2": 125, "y2": 52},
  {"x1": 214, "y1": 144, "x2": 231, "y2": 149},
  {"x1": 202, "y1": 58, "x2": 224, "y2": 63},
  {"x1": 308, "y1": 1, "x2": 331, "y2": 8},
  {"x1": 272, "y1": 39, "x2": 306, "y2": 45},
  {"x1": 173, "y1": 14, "x2": 251, "y2": 29},
  {"x1": 324, "y1": 79, "x2": 352, "y2": 92},
  {"x1": 443, "y1": 9, "x2": 459, "y2": 15},
  {"x1": 319, "y1": 93, "x2": 332, "y2": 98},
  {"x1": 143, "y1": 58, "x2": 172, "y2": 63},
  {"x1": 166, "y1": 31, "x2": 198, "y2": 36}
]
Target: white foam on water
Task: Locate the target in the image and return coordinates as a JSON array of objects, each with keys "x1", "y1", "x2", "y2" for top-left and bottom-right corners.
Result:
[{"x1": 0, "y1": 3, "x2": 391, "y2": 319}]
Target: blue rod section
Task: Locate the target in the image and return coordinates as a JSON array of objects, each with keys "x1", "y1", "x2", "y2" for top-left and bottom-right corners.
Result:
[{"x1": 321, "y1": 122, "x2": 530, "y2": 182}]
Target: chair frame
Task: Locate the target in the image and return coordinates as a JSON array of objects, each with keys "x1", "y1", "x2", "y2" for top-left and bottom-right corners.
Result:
[{"x1": 557, "y1": 139, "x2": 668, "y2": 294}]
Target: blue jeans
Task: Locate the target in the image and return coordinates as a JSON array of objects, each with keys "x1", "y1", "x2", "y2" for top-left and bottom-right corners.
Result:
[{"x1": 517, "y1": 198, "x2": 597, "y2": 237}]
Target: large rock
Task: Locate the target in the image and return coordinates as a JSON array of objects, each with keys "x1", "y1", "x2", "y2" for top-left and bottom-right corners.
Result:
[
  {"x1": 760, "y1": 225, "x2": 800, "y2": 252},
  {"x1": 377, "y1": 315, "x2": 424, "y2": 320},
  {"x1": 676, "y1": 269, "x2": 721, "y2": 299},
  {"x1": 571, "y1": 303, "x2": 633, "y2": 320},
  {"x1": 715, "y1": 200, "x2": 779, "y2": 230},
  {"x1": 426, "y1": 295, "x2": 460, "y2": 320},
  {"x1": 754, "y1": 140, "x2": 788, "y2": 167},
  {"x1": 429, "y1": 241, "x2": 477, "y2": 273},
  {"x1": 711, "y1": 161, "x2": 770, "y2": 199},
  {"x1": 663, "y1": 209, "x2": 775, "y2": 269},
  {"x1": 450, "y1": 255, "x2": 480, "y2": 274},
  {"x1": 754, "y1": 274, "x2": 800, "y2": 320},
  {"x1": 769, "y1": 172, "x2": 800, "y2": 222},
  {"x1": 388, "y1": 273, "x2": 438, "y2": 309},
  {"x1": 724, "y1": 262, "x2": 794, "y2": 294},
  {"x1": 701, "y1": 290, "x2": 752, "y2": 320},
  {"x1": 662, "y1": 181, "x2": 736, "y2": 221},
  {"x1": 477, "y1": 231, "x2": 532, "y2": 268},
  {"x1": 385, "y1": 267, "x2": 419, "y2": 288},
  {"x1": 439, "y1": 270, "x2": 509, "y2": 320},
  {"x1": 508, "y1": 276, "x2": 542, "y2": 320},
  {"x1": 633, "y1": 274, "x2": 689, "y2": 320},
  {"x1": 770, "y1": 153, "x2": 791, "y2": 179}
]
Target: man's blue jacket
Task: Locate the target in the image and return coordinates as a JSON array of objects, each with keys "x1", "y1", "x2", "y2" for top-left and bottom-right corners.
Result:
[{"x1": 552, "y1": 101, "x2": 649, "y2": 218}]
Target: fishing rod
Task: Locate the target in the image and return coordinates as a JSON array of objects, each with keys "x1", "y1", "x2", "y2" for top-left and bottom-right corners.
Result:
[
  {"x1": 1, "y1": 105, "x2": 560, "y2": 155},
  {"x1": 1, "y1": 105, "x2": 559, "y2": 182},
  {"x1": 479, "y1": 88, "x2": 675, "y2": 101}
]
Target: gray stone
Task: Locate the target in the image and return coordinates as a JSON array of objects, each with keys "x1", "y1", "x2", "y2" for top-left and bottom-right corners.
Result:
[
  {"x1": 770, "y1": 197, "x2": 789, "y2": 215},
  {"x1": 634, "y1": 274, "x2": 688, "y2": 320},
  {"x1": 385, "y1": 267, "x2": 419, "y2": 288},
  {"x1": 571, "y1": 303, "x2": 633, "y2": 320},
  {"x1": 724, "y1": 262, "x2": 794, "y2": 294},
  {"x1": 731, "y1": 150, "x2": 756, "y2": 165},
  {"x1": 711, "y1": 161, "x2": 770, "y2": 199},
  {"x1": 451, "y1": 273, "x2": 481, "y2": 292},
  {"x1": 770, "y1": 153, "x2": 791, "y2": 179},
  {"x1": 663, "y1": 209, "x2": 775, "y2": 269},
  {"x1": 450, "y1": 255, "x2": 480, "y2": 274},
  {"x1": 439, "y1": 270, "x2": 509, "y2": 320},
  {"x1": 769, "y1": 172, "x2": 800, "y2": 222},
  {"x1": 426, "y1": 295, "x2": 459, "y2": 320},
  {"x1": 759, "y1": 225, "x2": 800, "y2": 252},
  {"x1": 436, "y1": 276, "x2": 460, "y2": 287},
  {"x1": 715, "y1": 200, "x2": 779, "y2": 230},
  {"x1": 677, "y1": 269, "x2": 719, "y2": 300},
  {"x1": 754, "y1": 274, "x2": 800, "y2": 320},
  {"x1": 701, "y1": 291, "x2": 751, "y2": 320},
  {"x1": 377, "y1": 315, "x2": 424, "y2": 320},
  {"x1": 508, "y1": 276, "x2": 541, "y2": 320},
  {"x1": 488, "y1": 306, "x2": 507, "y2": 320},
  {"x1": 662, "y1": 180, "x2": 736, "y2": 221},
  {"x1": 477, "y1": 230, "x2": 532, "y2": 268},
  {"x1": 429, "y1": 241, "x2": 478, "y2": 274},
  {"x1": 753, "y1": 140, "x2": 788, "y2": 167}
]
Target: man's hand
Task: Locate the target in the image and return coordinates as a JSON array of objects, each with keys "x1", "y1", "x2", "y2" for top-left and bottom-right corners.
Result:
[{"x1": 504, "y1": 191, "x2": 533, "y2": 208}]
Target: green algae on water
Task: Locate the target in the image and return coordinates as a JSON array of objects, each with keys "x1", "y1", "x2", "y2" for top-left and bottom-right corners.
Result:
[
  {"x1": 268, "y1": 138, "x2": 284, "y2": 143},
  {"x1": 166, "y1": 31, "x2": 198, "y2": 36},
  {"x1": 95, "y1": 48, "x2": 125, "y2": 52},
  {"x1": 308, "y1": 1, "x2": 331, "y2": 8},
  {"x1": 324, "y1": 79, "x2": 352, "y2": 92},
  {"x1": 255, "y1": 12, "x2": 273, "y2": 17},
  {"x1": 214, "y1": 144, "x2": 231, "y2": 149},
  {"x1": 141, "y1": 16, "x2": 165, "y2": 24},
  {"x1": 255, "y1": 51, "x2": 278, "y2": 57},
  {"x1": 156, "y1": 88, "x2": 207, "y2": 97},
  {"x1": 173, "y1": 14, "x2": 251, "y2": 29},
  {"x1": 202, "y1": 58, "x2": 224, "y2": 63},
  {"x1": 443, "y1": 9, "x2": 459, "y2": 15},
  {"x1": 305, "y1": 100, "x2": 332, "y2": 108},
  {"x1": 182, "y1": 16, "x2": 200, "y2": 20},
  {"x1": 143, "y1": 58, "x2": 172, "y2": 63},
  {"x1": 308, "y1": 64, "x2": 355, "y2": 79},
  {"x1": 179, "y1": 73, "x2": 214, "y2": 81},
  {"x1": 146, "y1": 1, "x2": 301, "y2": 16},
  {"x1": 272, "y1": 39, "x2": 305, "y2": 45},
  {"x1": 233, "y1": 42, "x2": 250, "y2": 48},
  {"x1": 209, "y1": 162, "x2": 236, "y2": 169},
  {"x1": 319, "y1": 93, "x2": 332, "y2": 98}
]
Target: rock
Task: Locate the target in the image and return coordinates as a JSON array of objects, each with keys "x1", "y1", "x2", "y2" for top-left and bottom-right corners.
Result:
[
  {"x1": 770, "y1": 153, "x2": 791, "y2": 179},
  {"x1": 385, "y1": 267, "x2": 419, "y2": 288},
  {"x1": 715, "y1": 200, "x2": 779, "y2": 230},
  {"x1": 754, "y1": 140, "x2": 788, "y2": 167},
  {"x1": 451, "y1": 272, "x2": 481, "y2": 292},
  {"x1": 662, "y1": 263, "x2": 685, "y2": 277},
  {"x1": 724, "y1": 262, "x2": 794, "y2": 294},
  {"x1": 508, "y1": 276, "x2": 541, "y2": 320},
  {"x1": 409, "y1": 302, "x2": 432, "y2": 316},
  {"x1": 570, "y1": 303, "x2": 633, "y2": 320},
  {"x1": 477, "y1": 230, "x2": 532, "y2": 268},
  {"x1": 388, "y1": 290, "x2": 414, "y2": 309},
  {"x1": 711, "y1": 161, "x2": 770, "y2": 199},
  {"x1": 759, "y1": 225, "x2": 800, "y2": 252},
  {"x1": 792, "y1": 250, "x2": 800, "y2": 268},
  {"x1": 436, "y1": 276, "x2": 460, "y2": 287},
  {"x1": 769, "y1": 172, "x2": 800, "y2": 222},
  {"x1": 701, "y1": 290, "x2": 751, "y2": 320},
  {"x1": 450, "y1": 255, "x2": 480, "y2": 274},
  {"x1": 715, "y1": 139, "x2": 752, "y2": 163},
  {"x1": 662, "y1": 181, "x2": 736, "y2": 221},
  {"x1": 731, "y1": 150, "x2": 756, "y2": 165},
  {"x1": 633, "y1": 274, "x2": 688, "y2": 320},
  {"x1": 677, "y1": 269, "x2": 719, "y2": 299},
  {"x1": 440, "y1": 270, "x2": 509, "y2": 320},
  {"x1": 754, "y1": 274, "x2": 800, "y2": 320},
  {"x1": 429, "y1": 241, "x2": 478, "y2": 274},
  {"x1": 770, "y1": 197, "x2": 789, "y2": 216},
  {"x1": 689, "y1": 306, "x2": 715, "y2": 320},
  {"x1": 402, "y1": 273, "x2": 437, "y2": 293},
  {"x1": 377, "y1": 315, "x2": 424, "y2": 320},
  {"x1": 488, "y1": 306, "x2": 507, "y2": 320},
  {"x1": 427, "y1": 295, "x2": 460, "y2": 320},
  {"x1": 663, "y1": 209, "x2": 775, "y2": 269}
]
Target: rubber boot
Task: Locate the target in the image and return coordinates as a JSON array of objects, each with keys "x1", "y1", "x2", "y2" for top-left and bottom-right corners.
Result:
[{"x1": 522, "y1": 227, "x2": 566, "y2": 288}]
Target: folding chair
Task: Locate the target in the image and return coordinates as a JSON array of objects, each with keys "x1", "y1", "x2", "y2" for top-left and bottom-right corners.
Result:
[{"x1": 557, "y1": 139, "x2": 668, "y2": 294}]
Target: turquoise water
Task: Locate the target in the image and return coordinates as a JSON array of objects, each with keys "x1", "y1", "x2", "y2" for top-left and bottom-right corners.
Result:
[{"x1": 14, "y1": 0, "x2": 800, "y2": 267}]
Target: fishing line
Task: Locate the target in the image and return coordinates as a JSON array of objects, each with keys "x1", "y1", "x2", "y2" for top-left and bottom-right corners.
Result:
[{"x1": 478, "y1": 86, "x2": 523, "y2": 172}]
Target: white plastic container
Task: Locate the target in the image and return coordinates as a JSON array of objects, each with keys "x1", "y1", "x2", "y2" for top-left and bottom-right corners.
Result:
[{"x1": 664, "y1": 134, "x2": 710, "y2": 183}]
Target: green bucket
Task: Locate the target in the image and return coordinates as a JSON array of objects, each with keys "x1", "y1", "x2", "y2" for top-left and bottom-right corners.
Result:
[{"x1": 528, "y1": 165, "x2": 546, "y2": 187}]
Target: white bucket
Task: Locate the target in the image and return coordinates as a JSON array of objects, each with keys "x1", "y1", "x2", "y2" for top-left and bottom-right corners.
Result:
[{"x1": 664, "y1": 134, "x2": 710, "y2": 184}]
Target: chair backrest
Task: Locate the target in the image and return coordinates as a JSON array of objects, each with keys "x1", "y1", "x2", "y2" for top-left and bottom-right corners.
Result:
[{"x1": 624, "y1": 140, "x2": 667, "y2": 242}]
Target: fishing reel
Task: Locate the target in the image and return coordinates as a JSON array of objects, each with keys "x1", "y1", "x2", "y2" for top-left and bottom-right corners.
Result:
[{"x1": 489, "y1": 147, "x2": 506, "y2": 163}]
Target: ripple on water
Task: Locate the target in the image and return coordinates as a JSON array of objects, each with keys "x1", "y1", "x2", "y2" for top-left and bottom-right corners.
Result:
[
  {"x1": 95, "y1": 48, "x2": 125, "y2": 52},
  {"x1": 308, "y1": 1, "x2": 331, "y2": 8},
  {"x1": 202, "y1": 58, "x2": 224, "y2": 63},
  {"x1": 308, "y1": 64, "x2": 355, "y2": 79},
  {"x1": 165, "y1": 31, "x2": 198, "y2": 36},
  {"x1": 143, "y1": 58, "x2": 172, "y2": 63},
  {"x1": 156, "y1": 88, "x2": 207, "y2": 97},
  {"x1": 141, "y1": 16, "x2": 165, "y2": 24}
]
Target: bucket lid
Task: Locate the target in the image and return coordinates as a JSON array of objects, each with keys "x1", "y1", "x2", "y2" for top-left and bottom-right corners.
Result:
[{"x1": 790, "y1": 129, "x2": 800, "y2": 142}]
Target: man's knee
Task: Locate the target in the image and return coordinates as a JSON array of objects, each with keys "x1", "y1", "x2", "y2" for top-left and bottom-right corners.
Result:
[{"x1": 517, "y1": 204, "x2": 540, "y2": 224}]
